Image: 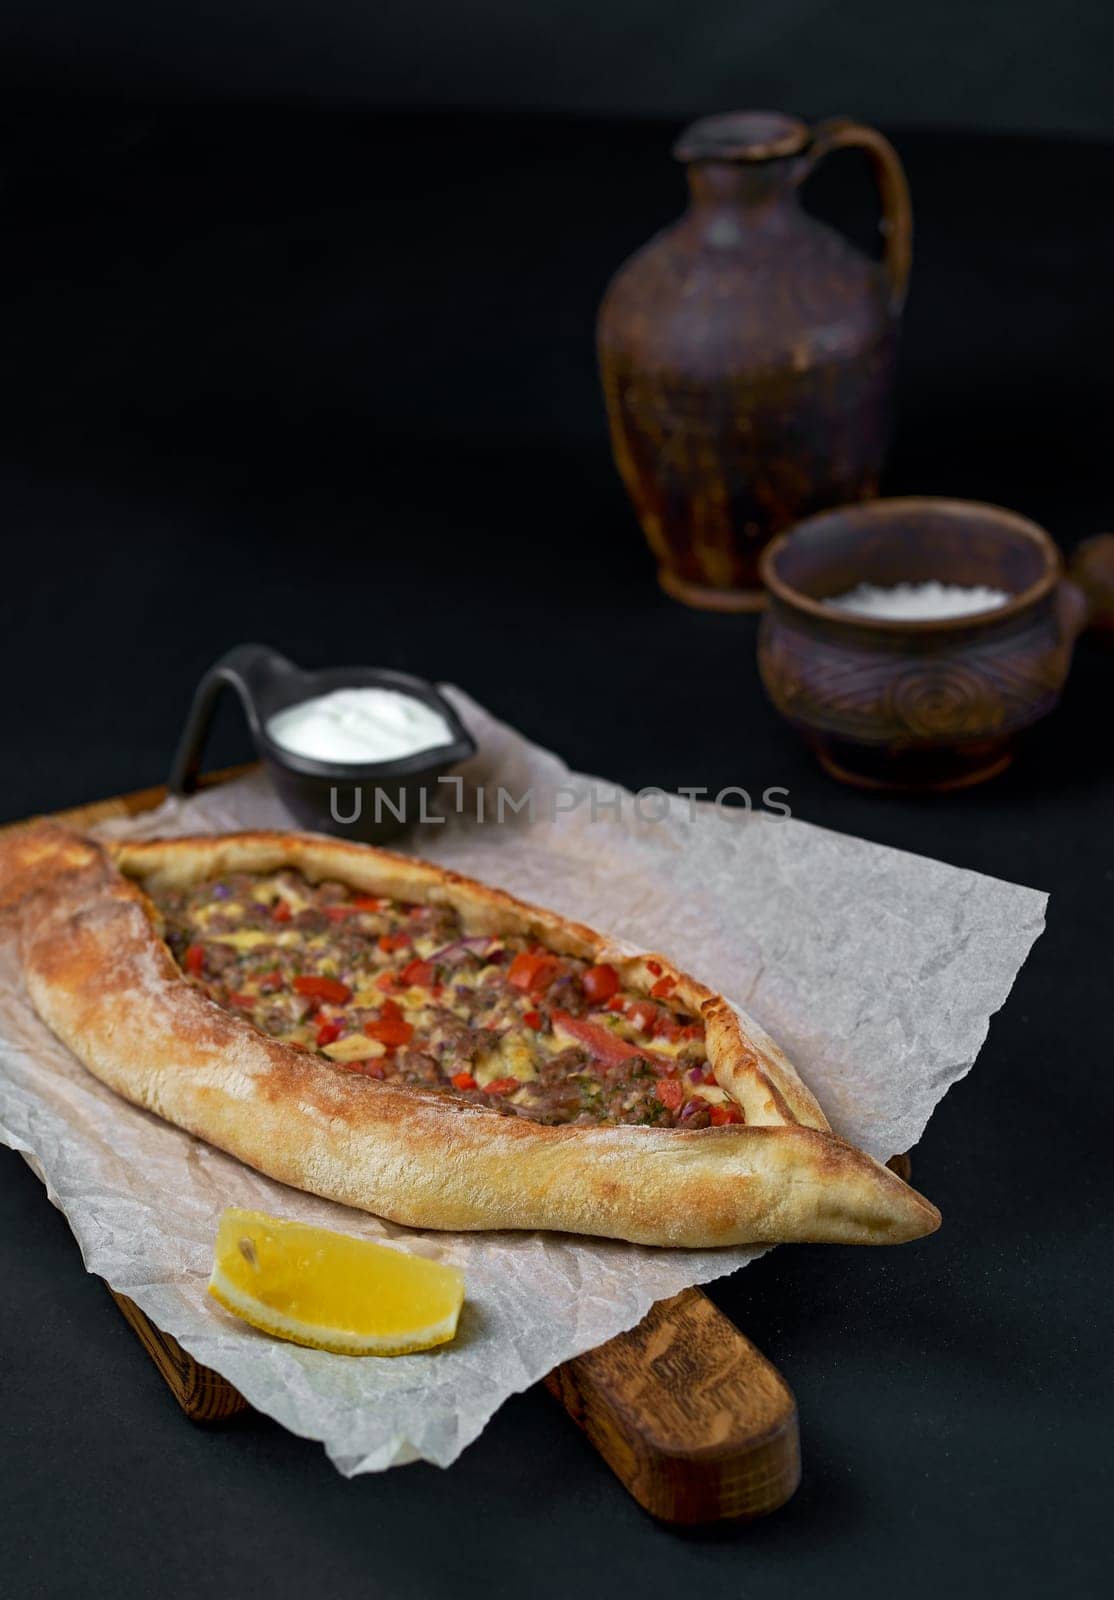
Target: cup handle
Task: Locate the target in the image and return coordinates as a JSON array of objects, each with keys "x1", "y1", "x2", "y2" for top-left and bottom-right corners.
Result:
[
  {"x1": 803, "y1": 118, "x2": 913, "y2": 314},
  {"x1": 168, "y1": 644, "x2": 298, "y2": 795}
]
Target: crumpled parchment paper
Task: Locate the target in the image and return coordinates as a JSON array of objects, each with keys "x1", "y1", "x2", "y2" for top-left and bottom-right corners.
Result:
[{"x1": 0, "y1": 688, "x2": 1048, "y2": 1474}]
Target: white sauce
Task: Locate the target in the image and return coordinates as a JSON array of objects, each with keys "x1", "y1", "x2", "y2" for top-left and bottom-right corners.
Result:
[
  {"x1": 266, "y1": 688, "x2": 454, "y2": 764},
  {"x1": 827, "y1": 580, "x2": 1011, "y2": 620}
]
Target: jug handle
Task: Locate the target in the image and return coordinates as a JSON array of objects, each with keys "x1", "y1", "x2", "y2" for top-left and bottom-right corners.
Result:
[{"x1": 802, "y1": 119, "x2": 913, "y2": 315}]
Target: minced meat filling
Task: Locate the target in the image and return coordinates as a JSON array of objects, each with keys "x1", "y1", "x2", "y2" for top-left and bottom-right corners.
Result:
[{"x1": 151, "y1": 869, "x2": 745, "y2": 1130}]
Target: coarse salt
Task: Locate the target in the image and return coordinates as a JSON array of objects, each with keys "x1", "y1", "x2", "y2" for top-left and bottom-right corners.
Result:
[{"x1": 826, "y1": 581, "x2": 1011, "y2": 621}]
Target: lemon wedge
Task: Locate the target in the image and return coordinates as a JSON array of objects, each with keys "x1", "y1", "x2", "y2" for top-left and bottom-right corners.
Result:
[{"x1": 208, "y1": 1207, "x2": 465, "y2": 1356}]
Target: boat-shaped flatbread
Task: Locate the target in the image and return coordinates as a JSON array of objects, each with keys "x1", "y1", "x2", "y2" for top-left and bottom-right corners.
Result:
[{"x1": 0, "y1": 824, "x2": 939, "y2": 1249}]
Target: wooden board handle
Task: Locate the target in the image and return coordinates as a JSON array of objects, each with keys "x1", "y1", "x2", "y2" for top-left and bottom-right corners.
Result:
[
  {"x1": 544, "y1": 1286, "x2": 799, "y2": 1524},
  {"x1": 107, "y1": 1288, "x2": 248, "y2": 1423}
]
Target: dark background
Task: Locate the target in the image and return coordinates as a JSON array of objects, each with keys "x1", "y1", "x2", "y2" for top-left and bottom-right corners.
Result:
[
  {"x1": 1, "y1": 6, "x2": 1112, "y2": 1599},
  {"x1": 2, "y1": 0, "x2": 1112, "y2": 136}
]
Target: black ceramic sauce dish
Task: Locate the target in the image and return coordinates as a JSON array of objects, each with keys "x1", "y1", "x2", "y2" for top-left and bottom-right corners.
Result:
[{"x1": 169, "y1": 644, "x2": 476, "y2": 843}]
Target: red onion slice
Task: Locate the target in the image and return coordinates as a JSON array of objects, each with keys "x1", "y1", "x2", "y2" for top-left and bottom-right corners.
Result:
[{"x1": 428, "y1": 936, "x2": 499, "y2": 965}]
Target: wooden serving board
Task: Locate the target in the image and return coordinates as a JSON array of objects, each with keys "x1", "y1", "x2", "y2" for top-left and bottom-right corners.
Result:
[
  {"x1": 106, "y1": 1283, "x2": 800, "y2": 1522},
  {"x1": 7, "y1": 770, "x2": 909, "y2": 1524}
]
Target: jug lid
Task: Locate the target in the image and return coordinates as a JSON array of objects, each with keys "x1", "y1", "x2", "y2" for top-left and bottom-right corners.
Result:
[{"x1": 674, "y1": 111, "x2": 808, "y2": 164}]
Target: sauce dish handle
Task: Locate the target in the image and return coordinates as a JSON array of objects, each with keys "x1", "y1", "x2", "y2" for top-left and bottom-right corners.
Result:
[{"x1": 168, "y1": 644, "x2": 302, "y2": 795}]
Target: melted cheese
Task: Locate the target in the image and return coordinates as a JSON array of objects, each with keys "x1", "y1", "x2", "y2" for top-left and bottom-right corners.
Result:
[
  {"x1": 195, "y1": 901, "x2": 243, "y2": 925},
  {"x1": 353, "y1": 986, "x2": 386, "y2": 1009},
  {"x1": 641, "y1": 1034, "x2": 686, "y2": 1060},
  {"x1": 474, "y1": 1033, "x2": 538, "y2": 1087},
  {"x1": 322, "y1": 1034, "x2": 386, "y2": 1062},
  {"x1": 249, "y1": 875, "x2": 312, "y2": 913},
  {"x1": 693, "y1": 1083, "x2": 727, "y2": 1104},
  {"x1": 211, "y1": 929, "x2": 299, "y2": 951}
]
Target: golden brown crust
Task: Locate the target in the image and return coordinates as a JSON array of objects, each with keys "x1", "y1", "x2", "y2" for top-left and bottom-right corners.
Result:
[{"x1": 0, "y1": 823, "x2": 940, "y2": 1248}]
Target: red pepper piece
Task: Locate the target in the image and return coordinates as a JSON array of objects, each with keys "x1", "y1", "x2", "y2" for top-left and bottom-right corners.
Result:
[
  {"x1": 257, "y1": 969, "x2": 284, "y2": 994},
  {"x1": 650, "y1": 975, "x2": 676, "y2": 1000},
  {"x1": 581, "y1": 963, "x2": 620, "y2": 1003},
  {"x1": 378, "y1": 932, "x2": 411, "y2": 954},
  {"x1": 226, "y1": 992, "x2": 255, "y2": 1009},
  {"x1": 680, "y1": 1023, "x2": 703, "y2": 1040},
  {"x1": 184, "y1": 944, "x2": 205, "y2": 976},
  {"x1": 646, "y1": 960, "x2": 663, "y2": 977},
  {"x1": 485, "y1": 1077, "x2": 521, "y2": 1096},
  {"x1": 507, "y1": 950, "x2": 559, "y2": 993},
  {"x1": 375, "y1": 971, "x2": 398, "y2": 992},
  {"x1": 315, "y1": 1020, "x2": 343, "y2": 1048},
  {"x1": 366, "y1": 1017, "x2": 412, "y2": 1045},
  {"x1": 293, "y1": 975, "x2": 352, "y2": 1005},
  {"x1": 607, "y1": 995, "x2": 627, "y2": 1012},
  {"x1": 709, "y1": 1103, "x2": 744, "y2": 1126},
  {"x1": 654, "y1": 1077, "x2": 684, "y2": 1112},
  {"x1": 551, "y1": 1010, "x2": 672, "y2": 1071},
  {"x1": 626, "y1": 1000, "x2": 659, "y2": 1037},
  {"x1": 451, "y1": 1072, "x2": 477, "y2": 1091},
  {"x1": 323, "y1": 899, "x2": 383, "y2": 921},
  {"x1": 522, "y1": 1009, "x2": 542, "y2": 1031},
  {"x1": 272, "y1": 900, "x2": 292, "y2": 923},
  {"x1": 400, "y1": 958, "x2": 435, "y2": 988},
  {"x1": 365, "y1": 997, "x2": 414, "y2": 1048}
]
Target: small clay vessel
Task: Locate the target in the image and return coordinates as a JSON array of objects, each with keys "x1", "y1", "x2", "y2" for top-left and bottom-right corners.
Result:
[
  {"x1": 598, "y1": 110, "x2": 912, "y2": 610},
  {"x1": 757, "y1": 499, "x2": 1114, "y2": 790}
]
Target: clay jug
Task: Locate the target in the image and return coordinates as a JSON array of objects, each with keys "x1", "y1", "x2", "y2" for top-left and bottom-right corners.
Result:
[{"x1": 598, "y1": 111, "x2": 912, "y2": 610}]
